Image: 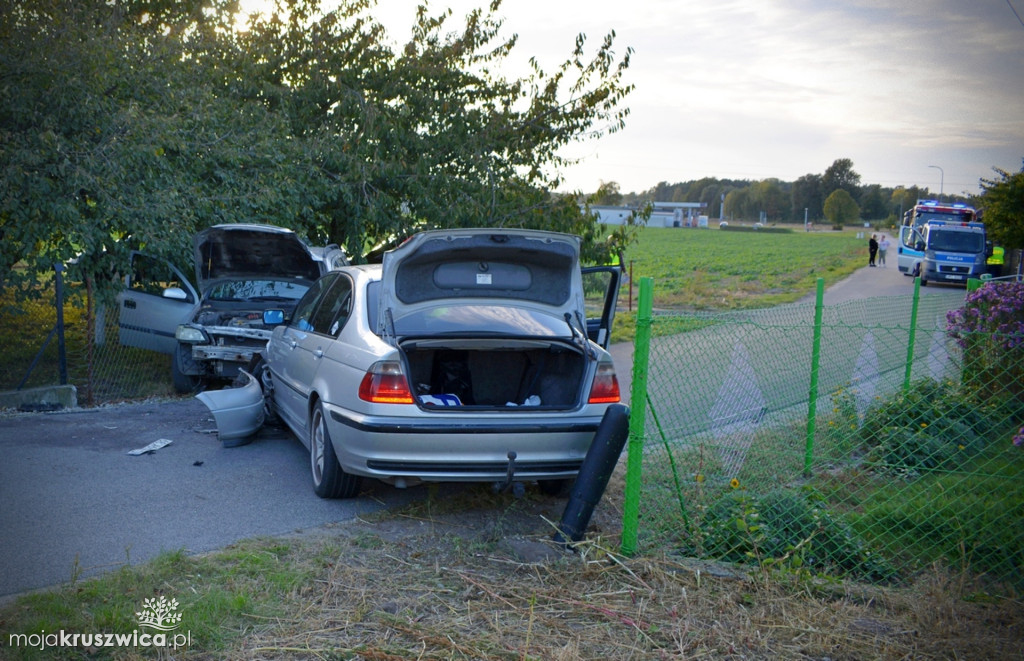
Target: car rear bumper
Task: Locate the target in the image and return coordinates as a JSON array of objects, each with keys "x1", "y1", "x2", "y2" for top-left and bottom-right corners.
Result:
[{"x1": 324, "y1": 404, "x2": 604, "y2": 481}]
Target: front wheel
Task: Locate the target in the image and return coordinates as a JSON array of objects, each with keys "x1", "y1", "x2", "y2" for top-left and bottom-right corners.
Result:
[
  {"x1": 171, "y1": 343, "x2": 202, "y2": 393},
  {"x1": 310, "y1": 402, "x2": 362, "y2": 499}
]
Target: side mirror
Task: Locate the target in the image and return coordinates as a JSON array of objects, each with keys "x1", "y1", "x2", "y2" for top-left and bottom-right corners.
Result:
[
  {"x1": 263, "y1": 309, "x2": 285, "y2": 326},
  {"x1": 915, "y1": 241, "x2": 925, "y2": 252},
  {"x1": 986, "y1": 241, "x2": 994, "y2": 258},
  {"x1": 162, "y1": 286, "x2": 188, "y2": 301}
]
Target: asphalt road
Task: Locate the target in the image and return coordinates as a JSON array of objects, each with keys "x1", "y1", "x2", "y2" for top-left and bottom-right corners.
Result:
[
  {"x1": 0, "y1": 261, "x2": 964, "y2": 601},
  {"x1": 0, "y1": 399, "x2": 429, "y2": 600}
]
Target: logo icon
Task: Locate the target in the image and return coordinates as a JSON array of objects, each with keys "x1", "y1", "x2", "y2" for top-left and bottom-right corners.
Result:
[{"x1": 136, "y1": 596, "x2": 182, "y2": 632}]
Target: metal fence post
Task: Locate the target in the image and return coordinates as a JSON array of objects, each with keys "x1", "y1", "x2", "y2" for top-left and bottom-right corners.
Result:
[
  {"x1": 54, "y1": 263, "x2": 68, "y2": 385},
  {"x1": 902, "y1": 276, "x2": 921, "y2": 393},
  {"x1": 803, "y1": 278, "x2": 824, "y2": 476},
  {"x1": 621, "y1": 276, "x2": 653, "y2": 556}
]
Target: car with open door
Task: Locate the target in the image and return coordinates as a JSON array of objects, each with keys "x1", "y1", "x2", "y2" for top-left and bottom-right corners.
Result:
[
  {"x1": 247, "y1": 228, "x2": 622, "y2": 498},
  {"x1": 117, "y1": 224, "x2": 347, "y2": 392}
]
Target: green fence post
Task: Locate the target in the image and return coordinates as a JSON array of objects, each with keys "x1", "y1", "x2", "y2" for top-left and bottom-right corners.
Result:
[
  {"x1": 803, "y1": 278, "x2": 824, "y2": 477},
  {"x1": 903, "y1": 276, "x2": 922, "y2": 393},
  {"x1": 621, "y1": 276, "x2": 653, "y2": 557}
]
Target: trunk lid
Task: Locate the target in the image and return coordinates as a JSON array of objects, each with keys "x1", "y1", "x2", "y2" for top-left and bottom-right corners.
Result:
[{"x1": 376, "y1": 229, "x2": 586, "y2": 339}]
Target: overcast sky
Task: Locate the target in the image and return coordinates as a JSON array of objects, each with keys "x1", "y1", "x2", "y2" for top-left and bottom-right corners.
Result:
[{"x1": 371, "y1": 0, "x2": 1024, "y2": 196}]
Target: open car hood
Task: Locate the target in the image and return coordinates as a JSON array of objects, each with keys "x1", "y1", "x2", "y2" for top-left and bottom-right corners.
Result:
[
  {"x1": 193, "y1": 224, "x2": 330, "y2": 292},
  {"x1": 376, "y1": 229, "x2": 586, "y2": 338}
]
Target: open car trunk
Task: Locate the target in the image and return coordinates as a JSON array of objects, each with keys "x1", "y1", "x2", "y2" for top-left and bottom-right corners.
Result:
[{"x1": 401, "y1": 338, "x2": 587, "y2": 410}]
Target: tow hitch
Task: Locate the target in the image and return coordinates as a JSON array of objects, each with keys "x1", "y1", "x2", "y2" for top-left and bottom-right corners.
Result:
[{"x1": 493, "y1": 451, "x2": 525, "y2": 497}]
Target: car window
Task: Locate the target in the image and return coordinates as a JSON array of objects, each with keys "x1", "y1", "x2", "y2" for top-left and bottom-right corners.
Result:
[
  {"x1": 129, "y1": 254, "x2": 193, "y2": 301},
  {"x1": 207, "y1": 279, "x2": 308, "y2": 302},
  {"x1": 309, "y1": 274, "x2": 353, "y2": 336},
  {"x1": 290, "y1": 273, "x2": 337, "y2": 332}
]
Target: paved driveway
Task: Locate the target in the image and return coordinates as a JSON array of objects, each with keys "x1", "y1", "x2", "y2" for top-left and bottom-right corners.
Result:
[{"x1": 0, "y1": 399, "x2": 426, "y2": 600}]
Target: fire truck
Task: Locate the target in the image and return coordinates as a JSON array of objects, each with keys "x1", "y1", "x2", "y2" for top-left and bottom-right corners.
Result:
[{"x1": 897, "y1": 200, "x2": 992, "y2": 286}]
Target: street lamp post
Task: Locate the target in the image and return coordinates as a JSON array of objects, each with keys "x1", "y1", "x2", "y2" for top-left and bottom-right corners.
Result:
[{"x1": 928, "y1": 165, "x2": 944, "y2": 199}]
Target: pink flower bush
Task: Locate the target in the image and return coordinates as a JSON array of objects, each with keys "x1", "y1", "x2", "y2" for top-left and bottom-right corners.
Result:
[{"x1": 946, "y1": 281, "x2": 1024, "y2": 351}]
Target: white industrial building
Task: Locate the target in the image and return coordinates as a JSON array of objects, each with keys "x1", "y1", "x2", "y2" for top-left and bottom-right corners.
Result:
[{"x1": 589, "y1": 201, "x2": 709, "y2": 228}]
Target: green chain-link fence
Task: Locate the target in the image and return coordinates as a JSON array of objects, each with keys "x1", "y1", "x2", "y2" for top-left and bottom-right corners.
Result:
[
  {"x1": 622, "y1": 277, "x2": 1024, "y2": 593},
  {"x1": 1, "y1": 268, "x2": 177, "y2": 406}
]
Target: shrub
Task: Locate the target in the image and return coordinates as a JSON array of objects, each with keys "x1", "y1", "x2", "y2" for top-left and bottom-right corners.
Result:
[
  {"x1": 858, "y1": 379, "x2": 1011, "y2": 476},
  {"x1": 946, "y1": 281, "x2": 1024, "y2": 443},
  {"x1": 688, "y1": 486, "x2": 898, "y2": 582}
]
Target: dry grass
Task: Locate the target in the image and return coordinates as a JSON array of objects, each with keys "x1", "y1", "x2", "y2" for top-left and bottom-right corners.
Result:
[{"x1": 213, "y1": 482, "x2": 1022, "y2": 661}]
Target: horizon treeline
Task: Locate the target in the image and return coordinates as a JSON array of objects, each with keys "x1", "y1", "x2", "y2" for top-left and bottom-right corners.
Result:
[{"x1": 598, "y1": 158, "x2": 973, "y2": 223}]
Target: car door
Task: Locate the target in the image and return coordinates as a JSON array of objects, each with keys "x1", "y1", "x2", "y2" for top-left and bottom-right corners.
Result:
[
  {"x1": 897, "y1": 226, "x2": 923, "y2": 275},
  {"x1": 117, "y1": 252, "x2": 198, "y2": 354},
  {"x1": 582, "y1": 264, "x2": 621, "y2": 349},
  {"x1": 270, "y1": 273, "x2": 346, "y2": 437}
]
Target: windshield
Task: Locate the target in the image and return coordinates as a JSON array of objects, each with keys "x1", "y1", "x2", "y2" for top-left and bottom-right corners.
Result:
[
  {"x1": 927, "y1": 230, "x2": 985, "y2": 253},
  {"x1": 916, "y1": 210, "x2": 975, "y2": 224},
  {"x1": 206, "y1": 279, "x2": 310, "y2": 302}
]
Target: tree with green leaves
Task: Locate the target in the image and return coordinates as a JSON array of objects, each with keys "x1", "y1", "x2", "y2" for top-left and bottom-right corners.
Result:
[
  {"x1": 1, "y1": 0, "x2": 636, "y2": 304},
  {"x1": 978, "y1": 166, "x2": 1024, "y2": 249},
  {"x1": 822, "y1": 158, "x2": 861, "y2": 199},
  {"x1": 791, "y1": 173, "x2": 824, "y2": 222},
  {"x1": 823, "y1": 189, "x2": 860, "y2": 227}
]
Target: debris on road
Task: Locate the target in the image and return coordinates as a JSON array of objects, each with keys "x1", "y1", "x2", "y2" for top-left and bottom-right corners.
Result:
[{"x1": 127, "y1": 438, "x2": 173, "y2": 456}]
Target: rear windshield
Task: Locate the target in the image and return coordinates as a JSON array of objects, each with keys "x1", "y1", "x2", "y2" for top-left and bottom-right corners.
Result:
[{"x1": 393, "y1": 235, "x2": 576, "y2": 307}]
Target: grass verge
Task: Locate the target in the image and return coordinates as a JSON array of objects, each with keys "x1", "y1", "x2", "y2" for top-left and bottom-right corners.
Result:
[{"x1": 1, "y1": 482, "x2": 1021, "y2": 659}]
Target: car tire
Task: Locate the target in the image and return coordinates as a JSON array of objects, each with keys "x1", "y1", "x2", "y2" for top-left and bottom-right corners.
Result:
[
  {"x1": 171, "y1": 343, "x2": 202, "y2": 393},
  {"x1": 310, "y1": 402, "x2": 362, "y2": 499},
  {"x1": 245, "y1": 355, "x2": 280, "y2": 425}
]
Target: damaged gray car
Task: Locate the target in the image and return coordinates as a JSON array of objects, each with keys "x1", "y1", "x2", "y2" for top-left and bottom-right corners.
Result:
[
  {"x1": 200, "y1": 228, "x2": 622, "y2": 498},
  {"x1": 118, "y1": 224, "x2": 348, "y2": 392}
]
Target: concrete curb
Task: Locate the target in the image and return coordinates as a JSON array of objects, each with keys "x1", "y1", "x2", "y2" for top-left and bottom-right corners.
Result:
[{"x1": 0, "y1": 385, "x2": 78, "y2": 412}]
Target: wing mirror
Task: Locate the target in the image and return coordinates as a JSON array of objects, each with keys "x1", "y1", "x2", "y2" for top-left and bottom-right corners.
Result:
[
  {"x1": 263, "y1": 309, "x2": 286, "y2": 326},
  {"x1": 162, "y1": 287, "x2": 188, "y2": 301}
]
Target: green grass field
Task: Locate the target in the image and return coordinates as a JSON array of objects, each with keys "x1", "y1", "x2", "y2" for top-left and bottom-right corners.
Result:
[
  {"x1": 620, "y1": 226, "x2": 865, "y2": 310},
  {"x1": 607, "y1": 225, "x2": 866, "y2": 342}
]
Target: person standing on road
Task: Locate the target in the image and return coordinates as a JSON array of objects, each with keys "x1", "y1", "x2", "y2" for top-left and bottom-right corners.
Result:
[
  {"x1": 878, "y1": 234, "x2": 890, "y2": 267},
  {"x1": 868, "y1": 233, "x2": 879, "y2": 267}
]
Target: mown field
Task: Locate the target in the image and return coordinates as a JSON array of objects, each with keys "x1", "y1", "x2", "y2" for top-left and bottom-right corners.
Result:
[
  {"x1": 607, "y1": 225, "x2": 865, "y2": 342},
  {"x1": 621, "y1": 226, "x2": 865, "y2": 310}
]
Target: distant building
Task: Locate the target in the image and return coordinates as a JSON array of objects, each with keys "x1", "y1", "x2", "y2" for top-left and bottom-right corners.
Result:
[{"x1": 589, "y1": 202, "x2": 709, "y2": 227}]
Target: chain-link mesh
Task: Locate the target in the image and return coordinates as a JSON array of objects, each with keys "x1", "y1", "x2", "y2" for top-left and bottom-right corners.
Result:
[
  {"x1": 1, "y1": 280, "x2": 177, "y2": 406},
  {"x1": 627, "y1": 280, "x2": 1024, "y2": 592}
]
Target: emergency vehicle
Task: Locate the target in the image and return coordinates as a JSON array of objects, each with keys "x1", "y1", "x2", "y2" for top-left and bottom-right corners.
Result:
[{"x1": 897, "y1": 200, "x2": 991, "y2": 286}]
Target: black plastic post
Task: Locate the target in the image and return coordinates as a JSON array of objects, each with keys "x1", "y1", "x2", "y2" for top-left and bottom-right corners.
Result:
[{"x1": 553, "y1": 403, "x2": 630, "y2": 546}]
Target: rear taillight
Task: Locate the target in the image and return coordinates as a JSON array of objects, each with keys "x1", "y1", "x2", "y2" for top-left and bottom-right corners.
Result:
[
  {"x1": 587, "y1": 361, "x2": 621, "y2": 404},
  {"x1": 358, "y1": 361, "x2": 414, "y2": 404}
]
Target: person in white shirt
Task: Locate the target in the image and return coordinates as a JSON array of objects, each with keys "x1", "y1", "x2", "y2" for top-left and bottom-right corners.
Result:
[{"x1": 878, "y1": 235, "x2": 891, "y2": 267}]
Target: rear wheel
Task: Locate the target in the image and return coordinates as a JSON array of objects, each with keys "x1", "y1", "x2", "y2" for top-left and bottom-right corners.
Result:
[{"x1": 310, "y1": 402, "x2": 362, "y2": 499}]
